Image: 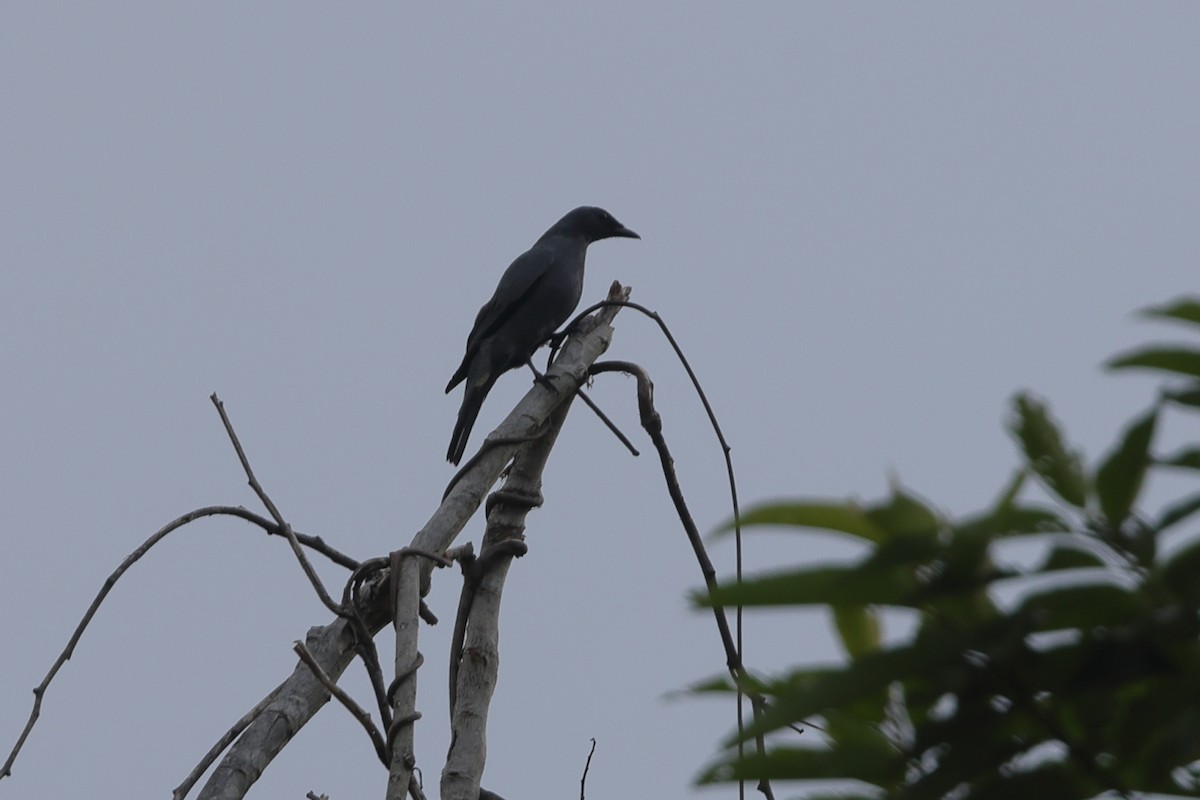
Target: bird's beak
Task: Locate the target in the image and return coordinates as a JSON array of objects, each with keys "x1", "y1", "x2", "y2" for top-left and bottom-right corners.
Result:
[{"x1": 612, "y1": 225, "x2": 640, "y2": 240}]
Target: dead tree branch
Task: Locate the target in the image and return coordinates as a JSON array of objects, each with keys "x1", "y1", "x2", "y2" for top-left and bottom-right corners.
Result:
[
  {"x1": 176, "y1": 286, "x2": 630, "y2": 800},
  {"x1": 172, "y1": 682, "x2": 286, "y2": 800},
  {"x1": 1, "y1": 504, "x2": 355, "y2": 783},
  {"x1": 8, "y1": 288, "x2": 631, "y2": 798},
  {"x1": 385, "y1": 283, "x2": 629, "y2": 800},
  {"x1": 580, "y1": 738, "x2": 597, "y2": 800},
  {"x1": 294, "y1": 640, "x2": 389, "y2": 765},
  {"x1": 590, "y1": 359, "x2": 774, "y2": 800},
  {"x1": 194, "y1": 569, "x2": 392, "y2": 800},
  {"x1": 440, "y1": 399, "x2": 567, "y2": 800},
  {"x1": 211, "y1": 393, "x2": 342, "y2": 616}
]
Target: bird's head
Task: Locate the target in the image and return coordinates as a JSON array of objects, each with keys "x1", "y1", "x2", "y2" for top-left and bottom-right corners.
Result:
[{"x1": 549, "y1": 206, "x2": 640, "y2": 244}]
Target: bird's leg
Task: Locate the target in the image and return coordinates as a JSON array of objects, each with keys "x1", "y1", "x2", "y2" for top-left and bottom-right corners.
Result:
[{"x1": 543, "y1": 328, "x2": 574, "y2": 371}]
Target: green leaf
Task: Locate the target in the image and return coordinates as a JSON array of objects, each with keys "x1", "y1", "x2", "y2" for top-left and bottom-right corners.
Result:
[
  {"x1": 865, "y1": 487, "x2": 941, "y2": 538},
  {"x1": 1107, "y1": 346, "x2": 1200, "y2": 379},
  {"x1": 968, "y1": 759, "x2": 1100, "y2": 800},
  {"x1": 721, "y1": 501, "x2": 886, "y2": 542},
  {"x1": 1159, "y1": 537, "x2": 1200, "y2": 606},
  {"x1": 686, "y1": 675, "x2": 737, "y2": 694},
  {"x1": 736, "y1": 640, "x2": 963, "y2": 742},
  {"x1": 956, "y1": 504, "x2": 1070, "y2": 540},
  {"x1": 956, "y1": 468, "x2": 1070, "y2": 540},
  {"x1": 1094, "y1": 407, "x2": 1158, "y2": 527},
  {"x1": 832, "y1": 605, "x2": 881, "y2": 658},
  {"x1": 1041, "y1": 543, "x2": 1107, "y2": 571},
  {"x1": 699, "y1": 742, "x2": 897, "y2": 785},
  {"x1": 867, "y1": 533, "x2": 943, "y2": 566},
  {"x1": 904, "y1": 717, "x2": 1028, "y2": 800},
  {"x1": 824, "y1": 710, "x2": 890, "y2": 750},
  {"x1": 995, "y1": 467, "x2": 1028, "y2": 509},
  {"x1": 697, "y1": 564, "x2": 918, "y2": 608},
  {"x1": 1156, "y1": 446, "x2": 1200, "y2": 470},
  {"x1": 1008, "y1": 394, "x2": 1089, "y2": 508},
  {"x1": 1140, "y1": 297, "x2": 1200, "y2": 328},
  {"x1": 1017, "y1": 582, "x2": 1148, "y2": 632},
  {"x1": 1162, "y1": 384, "x2": 1200, "y2": 408},
  {"x1": 1154, "y1": 491, "x2": 1200, "y2": 533}
]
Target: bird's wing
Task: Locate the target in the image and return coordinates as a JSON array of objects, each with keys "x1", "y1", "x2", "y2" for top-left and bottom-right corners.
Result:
[{"x1": 462, "y1": 244, "x2": 560, "y2": 355}]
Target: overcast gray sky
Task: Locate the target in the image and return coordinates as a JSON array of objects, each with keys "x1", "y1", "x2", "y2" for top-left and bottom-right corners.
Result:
[{"x1": 3, "y1": 4, "x2": 1199, "y2": 799}]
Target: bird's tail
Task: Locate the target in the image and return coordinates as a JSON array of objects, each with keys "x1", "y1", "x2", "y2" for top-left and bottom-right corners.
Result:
[{"x1": 447, "y1": 380, "x2": 488, "y2": 465}]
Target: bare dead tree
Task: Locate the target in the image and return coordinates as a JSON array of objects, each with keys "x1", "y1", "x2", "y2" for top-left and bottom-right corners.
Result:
[{"x1": 4, "y1": 281, "x2": 774, "y2": 800}]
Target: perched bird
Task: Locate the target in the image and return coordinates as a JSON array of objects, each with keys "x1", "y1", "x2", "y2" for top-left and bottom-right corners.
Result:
[{"x1": 445, "y1": 206, "x2": 639, "y2": 465}]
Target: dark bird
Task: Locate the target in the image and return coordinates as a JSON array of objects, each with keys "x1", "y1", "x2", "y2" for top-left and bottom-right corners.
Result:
[{"x1": 445, "y1": 206, "x2": 639, "y2": 465}]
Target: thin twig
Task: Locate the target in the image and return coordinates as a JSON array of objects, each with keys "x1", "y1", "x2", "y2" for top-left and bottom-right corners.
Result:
[
  {"x1": 210, "y1": 393, "x2": 342, "y2": 616},
  {"x1": 580, "y1": 738, "x2": 597, "y2": 800},
  {"x1": 0, "y1": 504, "x2": 346, "y2": 781},
  {"x1": 210, "y1": 393, "x2": 287, "y2": 526},
  {"x1": 590, "y1": 360, "x2": 773, "y2": 800},
  {"x1": 294, "y1": 641, "x2": 389, "y2": 766},
  {"x1": 575, "y1": 387, "x2": 639, "y2": 455},
  {"x1": 173, "y1": 681, "x2": 286, "y2": 800},
  {"x1": 229, "y1": 506, "x2": 360, "y2": 569},
  {"x1": 525, "y1": 361, "x2": 638, "y2": 456},
  {"x1": 343, "y1": 557, "x2": 395, "y2": 731},
  {"x1": 565, "y1": 299, "x2": 738, "y2": 468},
  {"x1": 395, "y1": 547, "x2": 455, "y2": 569},
  {"x1": 575, "y1": 299, "x2": 749, "y2": 796}
]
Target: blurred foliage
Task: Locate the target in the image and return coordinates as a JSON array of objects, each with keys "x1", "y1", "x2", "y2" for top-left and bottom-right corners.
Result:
[{"x1": 695, "y1": 297, "x2": 1200, "y2": 799}]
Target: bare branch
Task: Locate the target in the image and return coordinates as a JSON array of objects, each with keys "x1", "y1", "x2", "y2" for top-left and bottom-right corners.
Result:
[
  {"x1": 9, "y1": 292, "x2": 630, "y2": 798},
  {"x1": 210, "y1": 393, "x2": 289, "y2": 528},
  {"x1": 1, "y1": 504, "x2": 351, "y2": 782},
  {"x1": 385, "y1": 550, "x2": 424, "y2": 800},
  {"x1": 590, "y1": 359, "x2": 774, "y2": 800},
  {"x1": 574, "y1": 385, "x2": 639, "y2": 455},
  {"x1": 572, "y1": 297, "x2": 752, "y2": 788},
  {"x1": 580, "y1": 738, "x2": 597, "y2": 800},
  {"x1": 384, "y1": 286, "x2": 630, "y2": 800},
  {"x1": 446, "y1": 539, "x2": 529, "y2": 716},
  {"x1": 210, "y1": 393, "x2": 342, "y2": 616},
  {"x1": 524, "y1": 360, "x2": 638, "y2": 456},
  {"x1": 195, "y1": 569, "x2": 393, "y2": 800},
  {"x1": 194, "y1": 295, "x2": 626, "y2": 798},
  {"x1": 341, "y1": 557, "x2": 395, "y2": 731},
  {"x1": 173, "y1": 682, "x2": 286, "y2": 800},
  {"x1": 441, "y1": 394, "x2": 567, "y2": 800},
  {"x1": 293, "y1": 640, "x2": 388, "y2": 765}
]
